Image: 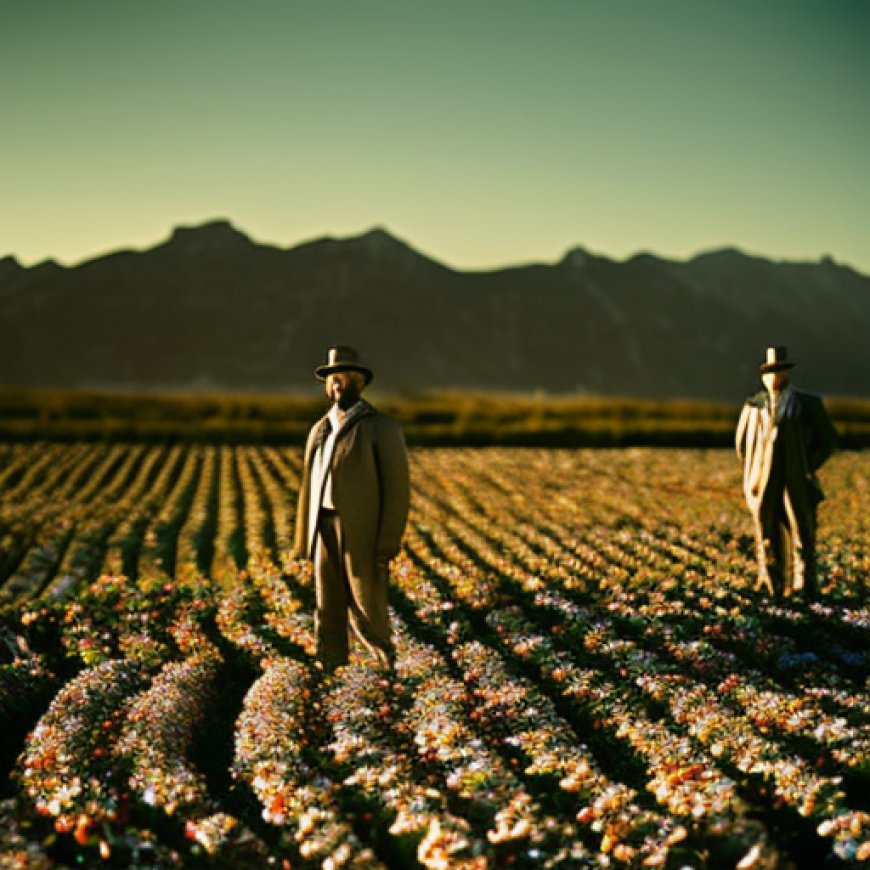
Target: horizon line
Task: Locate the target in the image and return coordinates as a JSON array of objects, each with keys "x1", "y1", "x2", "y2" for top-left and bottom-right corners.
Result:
[{"x1": 1, "y1": 218, "x2": 860, "y2": 277}]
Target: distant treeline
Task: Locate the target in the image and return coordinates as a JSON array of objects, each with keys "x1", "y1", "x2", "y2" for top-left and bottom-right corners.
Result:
[{"x1": 0, "y1": 387, "x2": 868, "y2": 448}]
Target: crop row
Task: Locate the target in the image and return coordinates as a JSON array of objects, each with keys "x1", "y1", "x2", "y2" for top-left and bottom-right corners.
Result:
[{"x1": 0, "y1": 443, "x2": 867, "y2": 868}]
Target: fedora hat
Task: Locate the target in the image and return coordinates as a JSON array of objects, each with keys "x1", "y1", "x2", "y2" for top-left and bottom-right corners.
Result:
[
  {"x1": 759, "y1": 345, "x2": 796, "y2": 373},
  {"x1": 314, "y1": 345, "x2": 373, "y2": 384}
]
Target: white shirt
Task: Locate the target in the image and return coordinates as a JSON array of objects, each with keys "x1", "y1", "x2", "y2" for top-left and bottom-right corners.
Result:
[
  {"x1": 319, "y1": 403, "x2": 345, "y2": 508},
  {"x1": 310, "y1": 401, "x2": 360, "y2": 522}
]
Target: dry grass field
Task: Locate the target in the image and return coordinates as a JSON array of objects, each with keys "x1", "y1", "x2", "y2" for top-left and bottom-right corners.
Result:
[
  {"x1": 2, "y1": 388, "x2": 869, "y2": 447},
  {"x1": 0, "y1": 444, "x2": 868, "y2": 868}
]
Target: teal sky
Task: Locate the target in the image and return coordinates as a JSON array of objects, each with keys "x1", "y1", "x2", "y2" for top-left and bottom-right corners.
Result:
[{"x1": 3, "y1": 1, "x2": 869, "y2": 272}]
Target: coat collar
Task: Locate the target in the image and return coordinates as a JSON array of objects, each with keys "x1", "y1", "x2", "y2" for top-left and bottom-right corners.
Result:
[
  {"x1": 314, "y1": 399, "x2": 376, "y2": 450},
  {"x1": 747, "y1": 386, "x2": 800, "y2": 410},
  {"x1": 336, "y1": 398, "x2": 375, "y2": 433}
]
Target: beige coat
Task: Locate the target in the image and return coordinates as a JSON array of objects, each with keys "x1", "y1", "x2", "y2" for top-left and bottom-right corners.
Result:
[
  {"x1": 735, "y1": 388, "x2": 835, "y2": 519},
  {"x1": 294, "y1": 400, "x2": 410, "y2": 564}
]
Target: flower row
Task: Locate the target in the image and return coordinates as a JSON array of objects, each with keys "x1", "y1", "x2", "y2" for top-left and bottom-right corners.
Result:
[{"x1": 232, "y1": 656, "x2": 381, "y2": 867}]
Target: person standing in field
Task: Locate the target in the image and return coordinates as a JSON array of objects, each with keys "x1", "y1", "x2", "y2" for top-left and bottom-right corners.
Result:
[
  {"x1": 735, "y1": 346, "x2": 837, "y2": 601},
  {"x1": 292, "y1": 345, "x2": 410, "y2": 672}
]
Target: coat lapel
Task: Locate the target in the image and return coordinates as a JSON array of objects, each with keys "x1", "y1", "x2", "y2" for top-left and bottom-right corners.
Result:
[
  {"x1": 313, "y1": 416, "x2": 331, "y2": 456},
  {"x1": 777, "y1": 387, "x2": 795, "y2": 425},
  {"x1": 312, "y1": 400, "x2": 374, "y2": 463},
  {"x1": 335, "y1": 399, "x2": 375, "y2": 440}
]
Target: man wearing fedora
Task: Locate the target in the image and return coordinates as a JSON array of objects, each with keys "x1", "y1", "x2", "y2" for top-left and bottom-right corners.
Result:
[
  {"x1": 293, "y1": 345, "x2": 409, "y2": 672},
  {"x1": 735, "y1": 346, "x2": 837, "y2": 600}
]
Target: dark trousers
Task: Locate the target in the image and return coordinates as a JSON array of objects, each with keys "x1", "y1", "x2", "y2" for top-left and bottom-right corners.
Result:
[{"x1": 315, "y1": 509, "x2": 394, "y2": 670}]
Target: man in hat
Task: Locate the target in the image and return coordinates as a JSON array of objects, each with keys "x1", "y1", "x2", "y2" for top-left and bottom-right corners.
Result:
[
  {"x1": 292, "y1": 345, "x2": 409, "y2": 671},
  {"x1": 735, "y1": 346, "x2": 837, "y2": 600}
]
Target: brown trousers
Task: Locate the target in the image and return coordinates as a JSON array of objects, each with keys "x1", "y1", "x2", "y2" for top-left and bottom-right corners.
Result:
[
  {"x1": 754, "y1": 459, "x2": 818, "y2": 599},
  {"x1": 315, "y1": 509, "x2": 394, "y2": 670}
]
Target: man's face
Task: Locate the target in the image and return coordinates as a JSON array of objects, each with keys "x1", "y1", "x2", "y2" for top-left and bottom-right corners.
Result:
[
  {"x1": 325, "y1": 371, "x2": 364, "y2": 408},
  {"x1": 762, "y1": 370, "x2": 790, "y2": 394}
]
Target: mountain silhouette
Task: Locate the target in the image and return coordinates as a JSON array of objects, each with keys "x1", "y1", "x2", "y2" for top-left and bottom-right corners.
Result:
[{"x1": 1, "y1": 221, "x2": 867, "y2": 400}]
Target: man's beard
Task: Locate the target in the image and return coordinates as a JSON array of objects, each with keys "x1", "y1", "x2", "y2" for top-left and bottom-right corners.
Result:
[{"x1": 335, "y1": 385, "x2": 361, "y2": 410}]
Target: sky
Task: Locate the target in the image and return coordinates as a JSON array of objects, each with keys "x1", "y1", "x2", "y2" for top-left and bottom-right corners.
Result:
[{"x1": 2, "y1": 0, "x2": 869, "y2": 273}]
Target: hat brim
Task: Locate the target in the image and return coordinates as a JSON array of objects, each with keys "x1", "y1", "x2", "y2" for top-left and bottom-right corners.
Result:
[
  {"x1": 315, "y1": 364, "x2": 373, "y2": 384},
  {"x1": 760, "y1": 362, "x2": 795, "y2": 373}
]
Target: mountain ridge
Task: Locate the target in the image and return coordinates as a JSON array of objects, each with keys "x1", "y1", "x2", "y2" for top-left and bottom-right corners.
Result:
[
  {"x1": 4, "y1": 221, "x2": 859, "y2": 275},
  {"x1": 2, "y1": 220, "x2": 867, "y2": 400}
]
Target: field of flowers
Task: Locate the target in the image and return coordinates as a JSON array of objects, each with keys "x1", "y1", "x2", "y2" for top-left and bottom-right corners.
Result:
[{"x1": 0, "y1": 442, "x2": 867, "y2": 869}]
